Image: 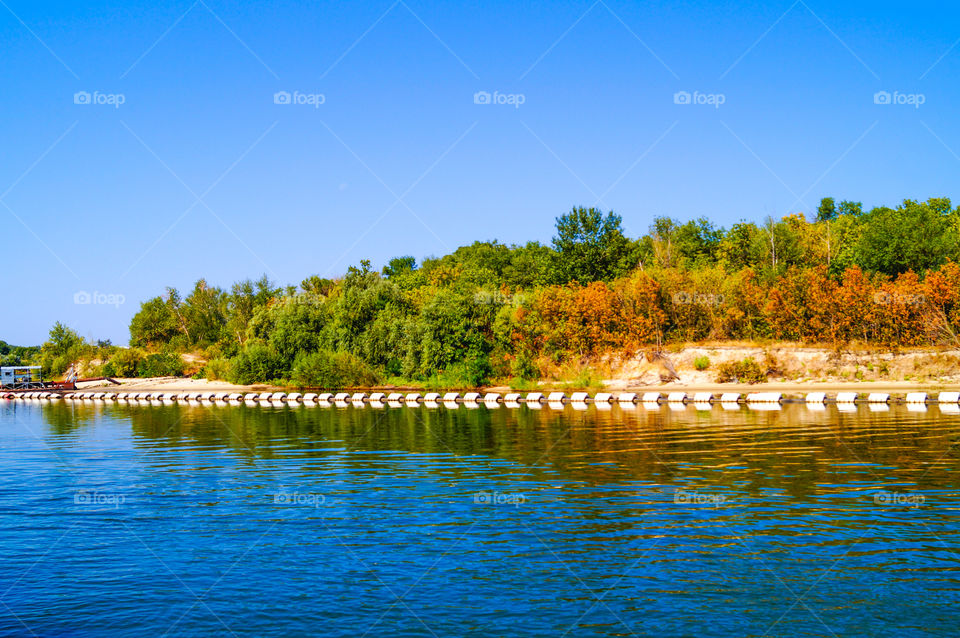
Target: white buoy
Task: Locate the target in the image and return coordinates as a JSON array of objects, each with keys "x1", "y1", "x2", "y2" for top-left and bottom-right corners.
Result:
[
  {"x1": 867, "y1": 393, "x2": 890, "y2": 404},
  {"x1": 835, "y1": 392, "x2": 858, "y2": 404},
  {"x1": 525, "y1": 392, "x2": 544, "y2": 403},
  {"x1": 806, "y1": 392, "x2": 826, "y2": 403},
  {"x1": 693, "y1": 392, "x2": 713, "y2": 403},
  {"x1": 483, "y1": 393, "x2": 501, "y2": 403},
  {"x1": 642, "y1": 392, "x2": 661, "y2": 403},
  {"x1": 369, "y1": 392, "x2": 386, "y2": 402},
  {"x1": 463, "y1": 392, "x2": 482, "y2": 402},
  {"x1": 442, "y1": 392, "x2": 460, "y2": 402},
  {"x1": 570, "y1": 392, "x2": 590, "y2": 403},
  {"x1": 423, "y1": 392, "x2": 441, "y2": 402},
  {"x1": 937, "y1": 391, "x2": 960, "y2": 403},
  {"x1": 667, "y1": 391, "x2": 687, "y2": 403},
  {"x1": 351, "y1": 392, "x2": 367, "y2": 402},
  {"x1": 386, "y1": 393, "x2": 403, "y2": 402},
  {"x1": 617, "y1": 392, "x2": 637, "y2": 403},
  {"x1": 270, "y1": 392, "x2": 286, "y2": 401},
  {"x1": 286, "y1": 392, "x2": 302, "y2": 402},
  {"x1": 333, "y1": 392, "x2": 350, "y2": 402},
  {"x1": 720, "y1": 392, "x2": 740, "y2": 403},
  {"x1": 548, "y1": 392, "x2": 567, "y2": 403},
  {"x1": 504, "y1": 393, "x2": 522, "y2": 402},
  {"x1": 593, "y1": 392, "x2": 613, "y2": 403},
  {"x1": 905, "y1": 392, "x2": 927, "y2": 404},
  {"x1": 405, "y1": 392, "x2": 422, "y2": 403}
]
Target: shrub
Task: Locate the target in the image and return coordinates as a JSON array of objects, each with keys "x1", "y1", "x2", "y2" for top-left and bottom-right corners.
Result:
[
  {"x1": 229, "y1": 343, "x2": 285, "y2": 385},
  {"x1": 694, "y1": 355, "x2": 710, "y2": 371},
  {"x1": 108, "y1": 348, "x2": 145, "y2": 377},
  {"x1": 291, "y1": 350, "x2": 379, "y2": 388},
  {"x1": 571, "y1": 366, "x2": 603, "y2": 391},
  {"x1": 715, "y1": 357, "x2": 766, "y2": 383},
  {"x1": 138, "y1": 353, "x2": 185, "y2": 378},
  {"x1": 204, "y1": 358, "x2": 232, "y2": 381},
  {"x1": 510, "y1": 353, "x2": 539, "y2": 381}
]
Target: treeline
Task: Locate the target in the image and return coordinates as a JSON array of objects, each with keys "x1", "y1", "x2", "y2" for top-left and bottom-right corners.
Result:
[
  {"x1": 0, "y1": 340, "x2": 40, "y2": 367},
  {"x1": 28, "y1": 197, "x2": 960, "y2": 387}
]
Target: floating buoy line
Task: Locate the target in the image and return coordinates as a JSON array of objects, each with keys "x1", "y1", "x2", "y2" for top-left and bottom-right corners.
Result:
[{"x1": 1, "y1": 390, "x2": 956, "y2": 411}]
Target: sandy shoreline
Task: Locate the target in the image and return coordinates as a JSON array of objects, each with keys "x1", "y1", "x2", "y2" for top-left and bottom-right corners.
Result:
[
  {"x1": 67, "y1": 376, "x2": 960, "y2": 400},
  {"x1": 58, "y1": 344, "x2": 960, "y2": 399}
]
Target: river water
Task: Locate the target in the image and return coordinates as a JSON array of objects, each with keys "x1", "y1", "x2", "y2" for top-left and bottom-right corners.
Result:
[{"x1": 1, "y1": 399, "x2": 958, "y2": 636}]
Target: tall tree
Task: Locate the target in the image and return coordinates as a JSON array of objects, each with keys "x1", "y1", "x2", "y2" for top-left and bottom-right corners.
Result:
[{"x1": 551, "y1": 207, "x2": 632, "y2": 283}]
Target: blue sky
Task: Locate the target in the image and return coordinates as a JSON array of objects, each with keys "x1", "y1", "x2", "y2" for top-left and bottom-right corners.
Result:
[{"x1": 2, "y1": 0, "x2": 959, "y2": 345}]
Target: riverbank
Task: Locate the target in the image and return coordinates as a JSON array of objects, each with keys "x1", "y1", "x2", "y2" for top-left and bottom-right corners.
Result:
[
  {"x1": 596, "y1": 344, "x2": 960, "y2": 390},
  {"x1": 60, "y1": 344, "x2": 960, "y2": 395}
]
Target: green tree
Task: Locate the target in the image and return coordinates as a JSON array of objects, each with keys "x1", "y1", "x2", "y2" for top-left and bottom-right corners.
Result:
[
  {"x1": 816, "y1": 197, "x2": 836, "y2": 222},
  {"x1": 854, "y1": 199, "x2": 959, "y2": 275},
  {"x1": 382, "y1": 256, "x2": 417, "y2": 279},
  {"x1": 552, "y1": 207, "x2": 632, "y2": 283},
  {"x1": 129, "y1": 297, "x2": 178, "y2": 348},
  {"x1": 837, "y1": 200, "x2": 862, "y2": 216},
  {"x1": 39, "y1": 322, "x2": 86, "y2": 377}
]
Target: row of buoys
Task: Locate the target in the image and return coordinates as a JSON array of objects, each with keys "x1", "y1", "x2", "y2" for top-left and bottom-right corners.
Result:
[{"x1": 3, "y1": 389, "x2": 960, "y2": 407}]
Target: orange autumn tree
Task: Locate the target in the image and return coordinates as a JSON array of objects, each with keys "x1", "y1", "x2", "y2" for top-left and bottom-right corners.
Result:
[
  {"x1": 615, "y1": 271, "x2": 667, "y2": 351},
  {"x1": 922, "y1": 261, "x2": 960, "y2": 344},
  {"x1": 528, "y1": 282, "x2": 623, "y2": 359}
]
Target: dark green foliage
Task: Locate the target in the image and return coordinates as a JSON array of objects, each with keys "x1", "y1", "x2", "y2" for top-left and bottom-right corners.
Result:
[
  {"x1": 0, "y1": 340, "x2": 40, "y2": 366},
  {"x1": 510, "y1": 352, "x2": 539, "y2": 380},
  {"x1": 382, "y1": 256, "x2": 417, "y2": 279},
  {"x1": 816, "y1": 197, "x2": 836, "y2": 222},
  {"x1": 266, "y1": 295, "x2": 329, "y2": 363},
  {"x1": 228, "y1": 343, "x2": 285, "y2": 384},
  {"x1": 291, "y1": 351, "x2": 379, "y2": 388},
  {"x1": 552, "y1": 207, "x2": 633, "y2": 283},
  {"x1": 108, "y1": 349, "x2": 145, "y2": 377},
  {"x1": 138, "y1": 353, "x2": 185, "y2": 378},
  {"x1": 129, "y1": 297, "x2": 179, "y2": 348},
  {"x1": 853, "y1": 199, "x2": 959, "y2": 276},
  {"x1": 38, "y1": 322, "x2": 86, "y2": 377}
]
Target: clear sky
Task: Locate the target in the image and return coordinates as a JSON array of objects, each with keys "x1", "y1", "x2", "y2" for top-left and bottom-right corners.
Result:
[{"x1": 2, "y1": 0, "x2": 959, "y2": 346}]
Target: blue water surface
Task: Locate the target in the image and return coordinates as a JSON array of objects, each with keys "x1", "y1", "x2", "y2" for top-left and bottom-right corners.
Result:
[{"x1": 1, "y1": 399, "x2": 958, "y2": 636}]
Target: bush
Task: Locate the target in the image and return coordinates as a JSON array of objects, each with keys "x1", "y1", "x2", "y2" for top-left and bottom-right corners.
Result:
[
  {"x1": 510, "y1": 353, "x2": 539, "y2": 381},
  {"x1": 107, "y1": 348, "x2": 145, "y2": 377},
  {"x1": 715, "y1": 357, "x2": 766, "y2": 384},
  {"x1": 694, "y1": 355, "x2": 710, "y2": 371},
  {"x1": 291, "y1": 350, "x2": 379, "y2": 388},
  {"x1": 204, "y1": 358, "x2": 232, "y2": 381},
  {"x1": 138, "y1": 353, "x2": 185, "y2": 378},
  {"x1": 229, "y1": 343, "x2": 285, "y2": 385}
]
